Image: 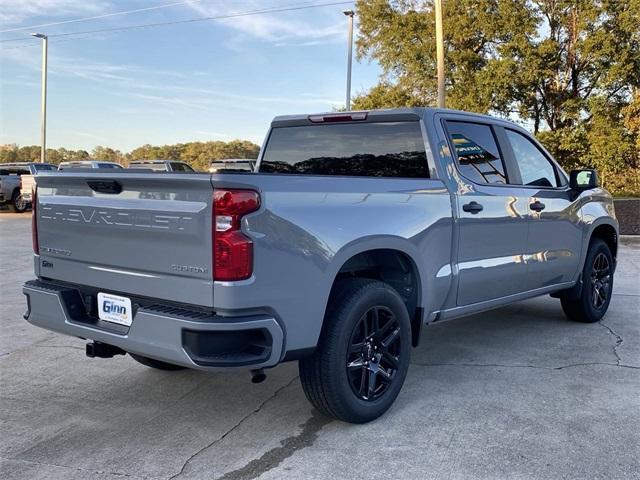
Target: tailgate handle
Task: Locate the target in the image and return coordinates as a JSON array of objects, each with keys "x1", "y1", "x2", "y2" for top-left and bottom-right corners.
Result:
[{"x1": 87, "y1": 180, "x2": 122, "y2": 194}]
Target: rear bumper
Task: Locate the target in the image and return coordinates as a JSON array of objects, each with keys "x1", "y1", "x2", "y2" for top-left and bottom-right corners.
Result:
[{"x1": 23, "y1": 280, "x2": 284, "y2": 371}]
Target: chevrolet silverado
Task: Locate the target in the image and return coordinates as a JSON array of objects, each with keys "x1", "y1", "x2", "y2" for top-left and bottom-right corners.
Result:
[{"x1": 23, "y1": 108, "x2": 618, "y2": 423}]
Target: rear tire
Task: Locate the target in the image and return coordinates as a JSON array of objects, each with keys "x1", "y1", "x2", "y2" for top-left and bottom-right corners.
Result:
[
  {"x1": 10, "y1": 189, "x2": 27, "y2": 213},
  {"x1": 129, "y1": 353, "x2": 186, "y2": 371},
  {"x1": 299, "y1": 278, "x2": 411, "y2": 424},
  {"x1": 561, "y1": 238, "x2": 614, "y2": 323}
]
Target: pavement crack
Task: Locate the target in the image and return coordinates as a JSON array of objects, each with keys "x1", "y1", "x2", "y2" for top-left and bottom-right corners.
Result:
[
  {"x1": 598, "y1": 320, "x2": 623, "y2": 365},
  {"x1": 410, "y1": 361, "x2": 639, "y2": 370},
  {"x1": 214, "y1": 410, "x2": 332, "y2": 480},
  {"x1": 0, "y1": 333, "x2": 61, "y2": 359},
  {"x1": 167, "y1": 376, "x2": 299, "y2": 480}
]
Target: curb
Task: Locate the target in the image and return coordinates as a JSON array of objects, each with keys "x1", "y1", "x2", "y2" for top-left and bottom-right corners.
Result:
[{"x1": 620, "y1": 235, "x2": 640, "y2": 246}]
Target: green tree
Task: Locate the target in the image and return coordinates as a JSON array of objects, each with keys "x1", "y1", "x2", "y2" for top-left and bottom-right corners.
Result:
[
  {"x1": 92, "y1": 146, "x2": 125, "y2": 163},
  {"x1": 354, "y1": 0, "x2": 640, "y2": 194},
  {"x1": 16, "y1": 146, "x2": 41, "y2": 162},
  {"x1": 180, "y1": 140, "x2": 260, "y2": 171},
  {"x1": 130, "y1": 144, "x2": 165, "y2": 161},
  {"x1": 0, "y1": 144, "x2": 18, "y2": 163},
  {"x1": 0, "y1": 140, "x2": 261, "y2": 172}
]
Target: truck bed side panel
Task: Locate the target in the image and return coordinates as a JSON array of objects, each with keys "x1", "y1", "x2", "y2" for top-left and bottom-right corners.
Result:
[{"x1": 210, "y1": 173, "x2": 453, "y2": 353}]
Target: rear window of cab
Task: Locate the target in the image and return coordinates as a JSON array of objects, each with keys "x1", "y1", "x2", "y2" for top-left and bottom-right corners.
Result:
[{"x1": 260, "y1": 121, "x2": 429, "y2": 178}]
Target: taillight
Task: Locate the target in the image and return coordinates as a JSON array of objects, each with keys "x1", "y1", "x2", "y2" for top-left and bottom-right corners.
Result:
[
  {"x1": 32, "y1": 187, "x2": 39, "y2": 254},
  {"x1": 213, "y1": 189, "x2": 260, "y2": 281}
]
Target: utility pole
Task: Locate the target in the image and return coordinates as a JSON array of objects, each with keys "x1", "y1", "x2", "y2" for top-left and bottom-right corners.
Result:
[
  {"x1": 434, "y1": 0, "x2": 445, "y2": 108},
  {"x1": 32, "y1": 33, "x2": 48, "y2": 163},
  {"x1": 343, "y1": 10, "x2": 354, "y2": 110}
]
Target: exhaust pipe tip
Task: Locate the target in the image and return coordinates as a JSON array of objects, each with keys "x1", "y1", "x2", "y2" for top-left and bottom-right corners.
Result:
[{"x1": 250, "y1": 369, "x2": 267, "y2": 384}]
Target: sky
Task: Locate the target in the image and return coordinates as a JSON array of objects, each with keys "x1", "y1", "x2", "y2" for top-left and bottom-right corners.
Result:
[{"x1": 0, "y1": 0, "x2": 382, "y2": 151}]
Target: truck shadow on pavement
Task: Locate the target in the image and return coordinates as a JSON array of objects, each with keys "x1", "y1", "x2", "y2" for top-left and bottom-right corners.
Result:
[{"x1": 4, "y1": 291, "x2": 636, "y2": 480}]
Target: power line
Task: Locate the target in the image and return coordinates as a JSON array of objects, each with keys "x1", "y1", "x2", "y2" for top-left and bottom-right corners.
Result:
[
  {"x1": 0, "y1": 1, "x2": 353, "y2": 43},
  {"x1": 0, "y1": 0, "x2": 209, "y2": 34}
]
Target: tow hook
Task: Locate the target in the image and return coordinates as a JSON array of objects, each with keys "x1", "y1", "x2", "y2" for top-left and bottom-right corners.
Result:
[
  {"x1": 86, "y1": 341, "x2": 125, "y2": 358},
  {"x1": 250, "y1": 368, "x2": 267, "y2": 384}
]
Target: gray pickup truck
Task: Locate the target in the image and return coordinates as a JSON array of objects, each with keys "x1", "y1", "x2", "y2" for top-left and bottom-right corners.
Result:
[
  {"x1": 0, "y1": 162, "x2": 56, "y2": 212},
  {"x1": 23, "y1": 108, "x2": 618, "y2": 423}
]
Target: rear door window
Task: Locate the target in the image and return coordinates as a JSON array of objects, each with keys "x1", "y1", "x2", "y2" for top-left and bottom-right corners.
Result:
[
  {"x1": 505, "y1": 129, "x2": 559, "y2": 187},
  {"x1": 260, "y1": 121, "x2": 429, "y2": 178},
  {"x1": 445, "y1": 121, "x2": 507, "y2": 184}
]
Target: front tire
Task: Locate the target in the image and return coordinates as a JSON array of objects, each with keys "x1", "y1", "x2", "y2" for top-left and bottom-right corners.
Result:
[
  {"x1": 129, "y1": 353, "x2": 186, "y2": 371},
  {"x1": 299, "y1": 278, "x2": 412, "y2": 424},
  {"x1": 561, "y1": 238, "x2": 614, "y2": 323}
]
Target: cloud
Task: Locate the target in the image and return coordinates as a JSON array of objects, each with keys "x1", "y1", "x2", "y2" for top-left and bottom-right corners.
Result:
[
  {"x1": 1, "y1": 44, "x2": 342, "y2": 110},
  {"x1": 0, "y1": 0, "x2": 108, "y2": 24},
  {"x1": 274, "y1": 39, "x2": 336, "y2": 47},
  {"x1": 194, "y1": 130, "x2": 230, "y2": 139},
  {"x1": 71, "y1": 130, "x2": 107, "y2": 141},
  {"x1": 0, "y1": 46, "x2": 184, "y2": 84},
  {"x1": 187, "y1": 1, "x2": 345, "y2": 43}
]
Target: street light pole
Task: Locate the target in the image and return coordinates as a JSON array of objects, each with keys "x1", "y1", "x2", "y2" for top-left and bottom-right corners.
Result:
[
  {"x1": 343, "y1": 10, "x2": 354, "y2": 110},
  {"x1": 32, "y1": 33, "x2": 48, "y2": 163},
  {"x1": 434, "y1": 0, "x2": 445, "y2": 108}
]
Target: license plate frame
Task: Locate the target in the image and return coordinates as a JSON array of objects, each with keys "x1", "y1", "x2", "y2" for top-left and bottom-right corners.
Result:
[{"x1": 97, "y1": 292, "x2": 133, "y2": 327}]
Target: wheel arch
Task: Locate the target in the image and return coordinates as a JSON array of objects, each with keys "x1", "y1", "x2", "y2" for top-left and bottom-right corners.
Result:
[
  {"x1": 322, "y1": 238, "x2": 426, "y2": 347},
  {"x1": 589, "y1": 222, "x2": 618, "y2": 262}
]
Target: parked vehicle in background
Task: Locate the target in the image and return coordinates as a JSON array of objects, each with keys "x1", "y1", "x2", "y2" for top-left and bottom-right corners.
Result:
[
  {"x1": 128, "y1": 160, "x2": 195, "y2": 172},
  {"x1": 209, "y1": 158, "x2": 255, "y2": 173},
  {"x1": 23, "y1": 108, "x2": 618, "y2": 423},
  {"x1": 58, "y1": 161, "x2": 123, "y2": 170},
  {"x1": 0, "y1": 162, "x2": 56, "y2": 212}
]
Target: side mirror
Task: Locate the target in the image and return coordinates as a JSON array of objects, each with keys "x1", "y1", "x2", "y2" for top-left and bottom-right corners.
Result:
[{"x1": 569, "y1": 169, "x2": 599, "y2": 191}]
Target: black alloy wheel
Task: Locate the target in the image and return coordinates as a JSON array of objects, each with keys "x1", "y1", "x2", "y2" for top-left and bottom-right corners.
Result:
[
  {"x1": 590, "y1": 252, "x2": 611, "y2": 310},
  {"x1": 346, "y1": 306, "x2": 402, "y2": 401},
  {"x1": 561, "y1": 238, "x2": 614, "y2": 323}
]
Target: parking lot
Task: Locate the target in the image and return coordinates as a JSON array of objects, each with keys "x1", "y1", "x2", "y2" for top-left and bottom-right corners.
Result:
[{"x1": 1, "y1": 212, "x2": 638, "y2": 480}]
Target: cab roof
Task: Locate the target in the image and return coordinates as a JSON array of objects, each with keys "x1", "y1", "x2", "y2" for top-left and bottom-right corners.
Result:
[{"x1": 271, "y1": 107, "x2": 519, "y2": 130}]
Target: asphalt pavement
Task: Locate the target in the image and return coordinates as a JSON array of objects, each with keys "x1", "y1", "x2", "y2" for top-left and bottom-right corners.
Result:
[{"x1": 1, "y1": 212, "x2": 638, "y2": 480}]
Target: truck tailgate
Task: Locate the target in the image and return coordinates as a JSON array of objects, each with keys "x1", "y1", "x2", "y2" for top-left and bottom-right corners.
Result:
[
  {"x1": 21, "y1": 174, "x2": 35, "y2": 196},
  {"x1": 35, "y1": 172, "x2": 214, "y2": 307}
]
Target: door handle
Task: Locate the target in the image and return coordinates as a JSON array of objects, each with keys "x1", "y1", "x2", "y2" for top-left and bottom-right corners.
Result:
[
  {"x1": 462, "y1": 201, "x2": 484, "y2": 214},
  {"x1": 529, "y1": 201, "x2": 546, "y2": 212}
]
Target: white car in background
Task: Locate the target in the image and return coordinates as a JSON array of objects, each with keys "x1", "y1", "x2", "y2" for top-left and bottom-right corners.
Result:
[
  {"x1": 208, "y1": 159, "x2": 256, "y2": 173},
  {"x1": 128, "y1": 160, "x2": 195, "y2": 172},
  {"x1": 57, "y1": 161, "x2": 123, "y2": 170}
]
